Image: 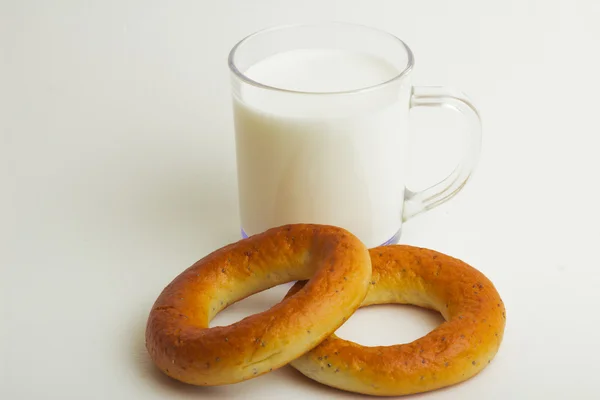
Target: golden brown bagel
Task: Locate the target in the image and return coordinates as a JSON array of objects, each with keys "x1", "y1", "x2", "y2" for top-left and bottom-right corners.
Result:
[
  {"x1": 286, "y1": 245, "x2": 506, "y2": 396},
  {"x1": 145, "y1": 224, "x2": 372, "y2": 386}
]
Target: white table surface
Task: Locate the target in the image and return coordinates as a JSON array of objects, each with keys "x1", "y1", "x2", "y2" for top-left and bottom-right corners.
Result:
[{"x1": 3, "y1": 1, "x2": 600, "y2": 399}]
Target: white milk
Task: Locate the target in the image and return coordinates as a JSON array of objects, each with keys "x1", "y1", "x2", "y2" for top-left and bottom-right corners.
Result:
[{"x1": 233, "y1": 49, "x2": 409, "y2": 247}]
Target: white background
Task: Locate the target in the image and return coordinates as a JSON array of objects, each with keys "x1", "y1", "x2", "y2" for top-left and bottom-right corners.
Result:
[{"x1": 2, "y1": 1, "x2": 600, "y2": 399}]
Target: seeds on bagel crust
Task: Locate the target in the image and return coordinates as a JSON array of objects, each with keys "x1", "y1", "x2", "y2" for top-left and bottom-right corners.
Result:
[
  {"x1": 145, "y1": 224, "x2": 372, "y2": 386},
  {"x1": 285, "y1": 245, "x2": 506, "y2": 397}
]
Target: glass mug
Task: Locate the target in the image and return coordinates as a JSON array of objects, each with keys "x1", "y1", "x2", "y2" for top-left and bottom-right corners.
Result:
[{"x1": 229, "y1": 22, "x2": 481, "y2": 248}]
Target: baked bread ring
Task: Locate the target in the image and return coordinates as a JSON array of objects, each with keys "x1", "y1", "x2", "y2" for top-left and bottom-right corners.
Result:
[
  {"x1": 285, "y1": 245, "x2": 506, "y2": 396},
  {"x1": 145, "y1": 224, "x2": 372, "y2": 386}
]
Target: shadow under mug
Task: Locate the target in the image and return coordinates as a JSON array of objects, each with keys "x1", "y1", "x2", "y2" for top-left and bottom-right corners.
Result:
[{"x1": 229, "y1": 22, "x2": 481, "y2": 248}]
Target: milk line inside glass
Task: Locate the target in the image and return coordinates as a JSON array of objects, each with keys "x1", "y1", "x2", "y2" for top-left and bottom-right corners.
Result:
[
  {"x1": 230, "y1": 23, "x2": 482, "y2": 248},
  {"x1": 233, "y1": 48, "x2": 409, "y2": 248}
]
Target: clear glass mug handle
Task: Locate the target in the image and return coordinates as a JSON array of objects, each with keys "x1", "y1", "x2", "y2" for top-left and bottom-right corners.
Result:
[{"x1": 402, "y1": 86, "x2": 482, "y2": 222}]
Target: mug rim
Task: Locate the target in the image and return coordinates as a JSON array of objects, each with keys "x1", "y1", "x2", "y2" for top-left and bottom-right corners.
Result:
[{"x1": 228, "y1": 22, "x2": 415, "y2": 96}]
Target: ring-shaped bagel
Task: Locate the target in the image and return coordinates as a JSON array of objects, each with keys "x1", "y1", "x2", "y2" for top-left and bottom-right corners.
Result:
[
  {"x1": 145, "y1": 224, "x2": 372, "y2": 386},
  {"x1": 286, "y1": 245, "x2": 506, "y2": 396}
]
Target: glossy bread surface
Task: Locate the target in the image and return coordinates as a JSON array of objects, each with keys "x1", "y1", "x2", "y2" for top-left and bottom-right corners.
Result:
[
  {"x1": 145, "y1": 224, "x2": 372, "y2": 385},
  {"x1": 287, "y1": 245, "x2": 506, "y2": 396}
]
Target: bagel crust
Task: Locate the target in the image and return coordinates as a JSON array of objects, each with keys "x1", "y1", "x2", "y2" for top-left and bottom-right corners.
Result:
[
  {"x1": 145, "y1": 224, "x2": 372, "y2": 386},
  {"x1": 287, "y1": 245, "x2": 506, "y2": 396}
]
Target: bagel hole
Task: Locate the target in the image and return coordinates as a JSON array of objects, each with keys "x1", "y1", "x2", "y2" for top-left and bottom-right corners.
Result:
[
  {"x1": 209, "y1": 283, "x2": 295, "y2": 327},
  {"x1": 335, "y1": 304, "x2": 444, "y2": 346}
]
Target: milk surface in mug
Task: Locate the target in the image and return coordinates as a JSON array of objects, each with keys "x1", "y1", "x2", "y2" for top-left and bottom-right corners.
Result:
[{"x1": 233, "y1": 49, "x2": 409, "y2": 247}]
